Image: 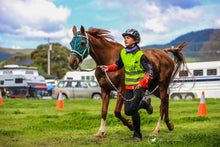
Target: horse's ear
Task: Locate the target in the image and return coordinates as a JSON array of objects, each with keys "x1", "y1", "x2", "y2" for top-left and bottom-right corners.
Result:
[
  {"x1": 80, "y1": 25, "x2": 86, "y2": 36},
  {"x1": 72, "y1": 26, "x2": 77, "y2": 35}
]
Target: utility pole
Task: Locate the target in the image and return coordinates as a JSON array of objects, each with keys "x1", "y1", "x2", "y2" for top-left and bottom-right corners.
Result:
[{"x1": 48, "y1": 38, "x2": 51, "y2": 75}]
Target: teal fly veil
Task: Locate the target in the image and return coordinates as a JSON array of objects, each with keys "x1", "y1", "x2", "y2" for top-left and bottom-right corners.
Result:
[{"x1": 70, "y1": 31, "x2": 90, "y2": 62}]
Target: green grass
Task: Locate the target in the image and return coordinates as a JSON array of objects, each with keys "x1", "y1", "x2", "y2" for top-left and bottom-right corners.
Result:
[{"x1": 0, "y1": 98, "x2": 219, "y2": 147}]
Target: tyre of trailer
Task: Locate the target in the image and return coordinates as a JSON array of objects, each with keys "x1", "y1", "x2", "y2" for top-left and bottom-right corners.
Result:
[
  {"x1": 171, "y1": 93, "x2": 182, "y2": 100},
  {"x1": 185, "y1": 93, "x2": 195, "y2": 100}
]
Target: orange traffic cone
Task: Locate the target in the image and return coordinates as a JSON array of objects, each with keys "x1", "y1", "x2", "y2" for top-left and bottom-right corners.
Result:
[
  {"x1": 197, "y1": 91, "x2": 207, "y2": 116},
  {"x1": 56, "y1": 90, "x2": 64, "y2": 109},
  {"x1": 0, "y1": 89, "x2": 3, "y2": 105}
]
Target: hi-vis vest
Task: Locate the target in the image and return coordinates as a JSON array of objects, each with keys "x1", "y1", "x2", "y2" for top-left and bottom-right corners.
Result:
[{"x1": 121, "y1": 48, "x2": 146, "y2": 85}]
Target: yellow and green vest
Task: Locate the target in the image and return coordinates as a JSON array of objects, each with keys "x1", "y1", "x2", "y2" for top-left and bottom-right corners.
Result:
[{"x1": 121, "y1": 48, "x2": 146, "y2": 85}]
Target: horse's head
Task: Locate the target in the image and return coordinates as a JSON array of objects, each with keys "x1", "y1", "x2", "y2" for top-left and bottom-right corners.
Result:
[{"x1": 69, "y1": 25, "x2": 90, "y2": 70}]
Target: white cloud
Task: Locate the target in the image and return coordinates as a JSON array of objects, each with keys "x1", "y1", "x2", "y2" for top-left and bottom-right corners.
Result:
[
  {"x1": 109, "y1": 29, "x2": 121, "y2": 38},
  {"x1": 137, "y1": 2, "x2": 203, "y2": 33},
  {"x1": 141, "y1": 17, "x2": 169, "y2": 33},
  {"x1": 11, "y1": 45, "x2": 21, "y2": 49},
  {"x1": 104, "y1": 1, "x2": 121, "y2": 9},
  {"x1": 12, "y1": 25, "x2": 69, "y2": 39},
  {"x1": 109, "y1": 29, "x2": 124, "y2": 45},
  {"x1": 61, "y1": 28, "x2": 74, "y2": 47},
  {"x1": 0, "y1": 36, "x2": 2, "y2": 43},
  {"x1": 101, "y1": 0, "x2": 203, "y2": 34},
  {"x1": 166, "y1": 6, "x2": 203, "y2": 23},
  {"x1": 0, "y1": 0, "x2": 71, "y2": 39},
  {"x1": 215, "y1": 17, "x2": 220, "y2": 27}
]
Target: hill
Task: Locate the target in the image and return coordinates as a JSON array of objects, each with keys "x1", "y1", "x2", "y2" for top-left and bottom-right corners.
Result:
[
  {"x1": 0, "y1": 47, "x2": 34, "y2": 62},
  {"x1": 142, "y1": 28, "x2": 220, "y2": 59}
]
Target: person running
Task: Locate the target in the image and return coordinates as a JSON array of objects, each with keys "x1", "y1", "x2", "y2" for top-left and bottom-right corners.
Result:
[{"x1": 100, "y1": 29, "x2": 154, "y2": 141}]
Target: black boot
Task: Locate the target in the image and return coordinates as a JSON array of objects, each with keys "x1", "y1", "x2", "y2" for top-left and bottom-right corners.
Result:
[
  {"x1": 132, "y1": 113, "x2": 142, "y2": 141},
  {"x1": 138, "y1": 97, "x2": 153, "y2": 114}
]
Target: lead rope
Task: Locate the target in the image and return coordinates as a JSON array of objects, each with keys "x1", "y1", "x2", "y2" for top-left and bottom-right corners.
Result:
[
  {"x1": 78, "y1": 65, "x2": 158, "y2": 102},
  {"x1": 102, "y1": 67, "x2": 159, "y2": 102}
]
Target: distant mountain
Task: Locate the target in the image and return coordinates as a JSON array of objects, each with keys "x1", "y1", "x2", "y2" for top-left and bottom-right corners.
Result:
[
  {"x1": 141, "y1": 28, "x2": 220, "y2": 58},
  {"x1": 0, "y1": 47, "x2": 34, "y2": 62}
]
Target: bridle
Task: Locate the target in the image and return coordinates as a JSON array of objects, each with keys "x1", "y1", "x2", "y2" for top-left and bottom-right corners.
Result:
[{"x1": 70, "y1": 32, "x2": 90, "y2": 62}]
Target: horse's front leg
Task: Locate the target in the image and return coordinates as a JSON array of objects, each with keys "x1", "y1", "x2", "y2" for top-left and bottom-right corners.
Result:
[
  {"x1": 94, "y1": 88, "x2": 110, "y2": 138},
  {"x1": 114, "y1": 89, "x2": 134, "y2": 131}
]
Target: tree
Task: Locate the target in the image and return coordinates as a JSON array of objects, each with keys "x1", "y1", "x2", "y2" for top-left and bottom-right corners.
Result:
[
  {"x1": 197, "y1": 29, "x2": 220, "y2": 61},
  {"x1": 30, "y1": 43, "x2": 71, "y2": 79}
]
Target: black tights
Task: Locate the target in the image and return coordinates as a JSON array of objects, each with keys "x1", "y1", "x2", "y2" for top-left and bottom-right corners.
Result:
[{"x1": 124, "y1": 88, "x2": 145, "y2": 138}]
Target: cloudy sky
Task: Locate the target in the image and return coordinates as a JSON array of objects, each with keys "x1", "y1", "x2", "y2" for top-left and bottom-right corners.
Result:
[{"x1": 0, "y1": 0, "x2": 220, "y2": 49}]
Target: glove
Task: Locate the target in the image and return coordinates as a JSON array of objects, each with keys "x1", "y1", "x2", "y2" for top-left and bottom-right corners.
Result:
[
  {"x1": 107, "y1": 64, "x2": 117, "y2": 72},
  {"x1": 139, "y1": 74, "x2": 152, "y2": 88}
]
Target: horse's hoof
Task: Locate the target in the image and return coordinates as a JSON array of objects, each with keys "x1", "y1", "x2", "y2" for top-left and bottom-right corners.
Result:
[
  {"x1": 152, "y1": 129, "x2": 160, "y2": 135},
  {"x1": 126, "y1": 119, "x2": 134, "y2": 131},
  {"x1": 128, "y1": 122, "x2": 134, "y2": 131},
  {"x1": 94, "y1": 132, "x2": 104, "y2": 139},
  {"x1": 94, "y1": 134, "x2": 102, "y2": 139},
  {"x1": 168, "y1": 122, "x2": 174, "y2": 131},
  {"x1": 128, "y1": 125, "x2": 134, "y2": 131}
]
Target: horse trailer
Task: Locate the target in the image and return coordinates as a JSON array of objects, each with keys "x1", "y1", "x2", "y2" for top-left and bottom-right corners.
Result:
[
  {"x1": 0, "y1": 65, "x2": 48, "y2": 99},
  {"x1": 169, "y1": 61, "x2": 220, "y2": 99},
  {"x1": 64, "y1": 70, "x2": 96, "y2": 81}
]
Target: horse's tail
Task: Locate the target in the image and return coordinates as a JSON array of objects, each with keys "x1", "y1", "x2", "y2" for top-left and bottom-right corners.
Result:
[{"x1": 163, "y1": 42, "x2": 188, "y2": 81}]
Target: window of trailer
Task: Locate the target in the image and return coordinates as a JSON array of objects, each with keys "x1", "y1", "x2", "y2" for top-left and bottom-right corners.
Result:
[
  {"x1": 207, "y1": 69, "x2": 217, "y2": 75},
  {"x1": 193, "y1": 70, "x2": 203, "y2": 76},
  {"x1": 179, "y1": 70, "x2": 188, "y2": 77}
]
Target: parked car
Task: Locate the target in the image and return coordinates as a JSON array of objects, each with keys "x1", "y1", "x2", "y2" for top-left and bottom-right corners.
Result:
[
  {"x1": 110, "y1": 90, "x2": 117, "y2": 99},
  {"x1": 52, "y1": 80, "x2": 101, "y2": 100}
]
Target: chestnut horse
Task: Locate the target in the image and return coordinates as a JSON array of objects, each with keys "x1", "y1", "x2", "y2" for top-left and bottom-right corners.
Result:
[{"x1": 69, "y1": 25, "x2": 187, "y2": 138}]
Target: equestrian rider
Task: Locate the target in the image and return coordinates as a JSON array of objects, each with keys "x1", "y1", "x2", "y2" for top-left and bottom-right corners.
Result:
[{"x1": 100, "y1": 29, "x2": 154, "y2": 141}]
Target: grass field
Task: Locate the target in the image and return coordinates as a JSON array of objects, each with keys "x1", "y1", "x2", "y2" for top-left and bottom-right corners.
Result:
[{"x1": 0, "y1": 98, "x2": 219, "y2": 147}]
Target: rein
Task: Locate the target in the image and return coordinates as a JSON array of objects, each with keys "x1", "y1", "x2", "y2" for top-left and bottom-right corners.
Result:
[{"x1": 78, "y1": 65, "x2": 158, "y2": 102}]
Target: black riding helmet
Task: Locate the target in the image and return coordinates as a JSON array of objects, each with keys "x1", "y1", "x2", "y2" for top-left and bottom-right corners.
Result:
[{"x1": 122, "y1": 29, "x2": 141, "y2": 44}]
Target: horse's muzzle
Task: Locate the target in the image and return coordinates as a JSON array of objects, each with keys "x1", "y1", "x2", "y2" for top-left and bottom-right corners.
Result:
[{"x1": 70, "y1": 59, "x2": 78, "y2": 70}]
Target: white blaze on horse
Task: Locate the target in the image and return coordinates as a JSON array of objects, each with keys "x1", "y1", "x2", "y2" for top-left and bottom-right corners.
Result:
[{"x1": 69, "y1": 25, "x2": 188, "y2": 138}]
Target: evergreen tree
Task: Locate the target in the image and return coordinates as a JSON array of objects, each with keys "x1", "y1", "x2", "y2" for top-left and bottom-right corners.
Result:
[
  {"x1": 197, "y1": 29, "x2": 220, "y2": 61},
  {"x1": 30, "y1": 43, "x2": 71, "y2": 79}
]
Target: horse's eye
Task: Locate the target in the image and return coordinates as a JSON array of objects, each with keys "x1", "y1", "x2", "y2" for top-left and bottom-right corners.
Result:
[{"x1": 81, "y1": 41, "x2": 86, "y2": 48}]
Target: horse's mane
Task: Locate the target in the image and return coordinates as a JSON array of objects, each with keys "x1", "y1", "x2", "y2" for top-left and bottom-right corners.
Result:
[{"x1": 86, "y1": 28, "x2": 122, "y2": 47}]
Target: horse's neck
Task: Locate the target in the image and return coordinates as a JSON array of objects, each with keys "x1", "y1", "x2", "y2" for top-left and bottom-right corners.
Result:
[
  {"x1": 90, "y1": 39, "x2": 123, "y2": 66},
  {"x1": 90, "y1": 46, "x2": 113, "y2": 65}
]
